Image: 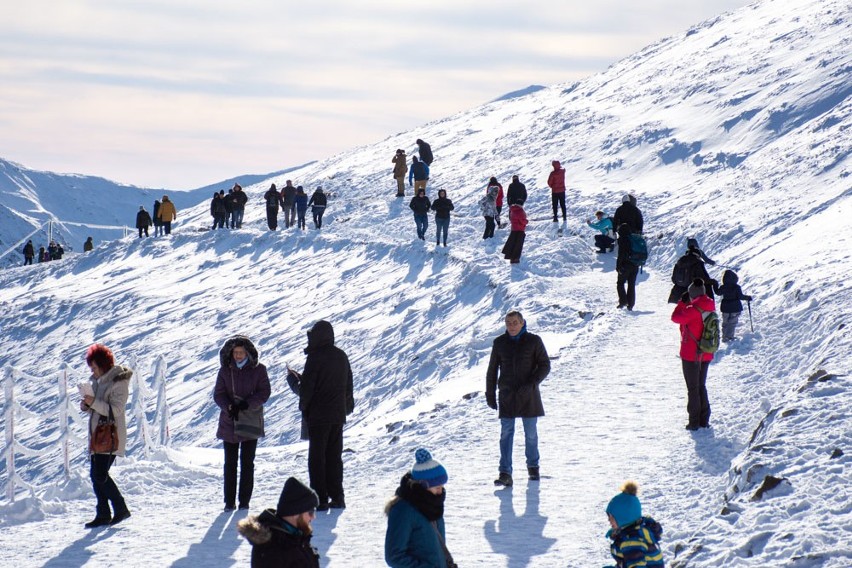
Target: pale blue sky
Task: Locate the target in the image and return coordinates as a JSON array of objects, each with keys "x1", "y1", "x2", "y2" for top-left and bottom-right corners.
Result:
[{"x1": 1, "y1": 0, "x2": 748, "y2": 189}]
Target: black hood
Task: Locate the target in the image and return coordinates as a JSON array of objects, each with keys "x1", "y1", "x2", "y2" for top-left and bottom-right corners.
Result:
[
  {"x1": 722, "y1": 269, "x2": 739, "y2": 286},
  {"x1": 219, "y1": 335, "x2": 259, "y2": 368},
  {"x1": 305, "y1": 321, "x2": 334, "y2": 353}
]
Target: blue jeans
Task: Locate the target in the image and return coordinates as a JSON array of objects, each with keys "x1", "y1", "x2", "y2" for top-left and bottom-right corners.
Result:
[
  {"x1": 435, "y1": 217, "x2": 449, "y2": 245},
  {"x1": 414, "y1": 214, "x2": 428, "y2": 240},
  {"x1": 499, "y1": 417, "x2": 539, "y2": 475}
]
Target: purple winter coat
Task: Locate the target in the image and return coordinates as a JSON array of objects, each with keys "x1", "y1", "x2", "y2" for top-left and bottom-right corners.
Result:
[{"x1": 214, "y1": 336, "x2": 272, "y2": 443}]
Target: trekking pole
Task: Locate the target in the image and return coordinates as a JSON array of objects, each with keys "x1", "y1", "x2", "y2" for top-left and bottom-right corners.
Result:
[{"x1": 747, "y1": 300, "x2": 754, "y2": 333}]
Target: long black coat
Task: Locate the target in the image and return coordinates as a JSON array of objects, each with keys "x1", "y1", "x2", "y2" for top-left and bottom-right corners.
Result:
[
  {"x1": 506, "y1": 181, "x2": 527, "y2": 205},
  {"x1": 667, "y1": 251, "x2": 717, "y2": 303},
  {"x1": 612, "y1": 202, "x2": 644, "y2": 234},
  {"x1": 136, "y1": 210, "x2": 153, "y2": 228},
  {"x1": 300, "y1": 321, "x2": 354, "y2": 426},
  {"x1": 486, "y1": 331, "x2": 550, "y2": 418}
]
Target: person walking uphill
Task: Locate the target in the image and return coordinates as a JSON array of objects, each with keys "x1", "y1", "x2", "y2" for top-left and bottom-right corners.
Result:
[
  {"x1": 615, "y1": 223, "x2": 640, "y2": 310},
  {"x1": 410, "y1": 189, "x2": 431, "y2": 241},
  {"x1": 612, "y1": 194, "x2": 644, "y2": 235},
  {"x1": 158, "y1": 196, "x2": 177, "y2": 235},
  {"x1": 237, "y1": 477, "x2": 321, "y2": 568},
  {"x1": 214, "y1": 335, "x2": 271, "y2": 511},
  {"x1": 80, "y1": 343, "x2": 132, "y2": 528},
  {"x1": 22, "y1": 240, "x2": 35, "y2": 265},
  {"x1": 546, "y1": 161, "x2": 567, "y2": 222},
  {"x1": 282, "y1": 180, "x2": 297, "y2": 228},
  {"x1": 668, "y1": 240, "x2": 717, "y2": 303},
  {"x1": 392, "y1": 149, "x2": 408, "y2": 197},
  {"x1": 430, "y1": 189, "x2": 454, "y2": 247},
  {"x1": 408, "y1": 155, "x2": 430, "y2": 195},
  {"x1": 605, "y1": 481, "x2": 665, "y2": 568},
  {"x1": 308, "y1": 187, "x2": 327, "y2": 229},
  {"x1": 153, "y1": 199, "x2": 164, "y2": 237},
  {"x1": 672, "y1": 278, "x2": 716, "y2": 430},
  {"x1": 297, "y1": 320, "x2": 354, "y2": 510},
  {"x1": 415, "y1": 138, "x2": 433, "y2": 165},
  {"x1": 486, "y1": 310, "x2": 550, "y2": 486},
  {"x1": 385, "y1": 449, "x2": 457, "y2": 568},
  {"x1": 263, "y1": 184, "x2": 282, "y2": 231},
  {"x1": 136, "y1": 206, "x2": 152, "y2": 238},
  {"x1": 716, "y1": 269, "x2": 753, "y2": 342}
]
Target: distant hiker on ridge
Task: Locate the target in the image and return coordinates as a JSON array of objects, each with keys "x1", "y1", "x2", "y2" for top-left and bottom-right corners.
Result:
[
  {"x1": 153, "y1": 199, "x2": 164, "y2": 237},
  {"x1": 157, "y1": 196, "x2": 177, "y2": 235},
  {"x1": 232, "y1": 184, "x2": 248, "y2": 229},
  {"x1": 22, "y1": 240, "x2": 34, "y2": 265},
  {"x1": 409, "y1": 155, "x2": 430, "y2": 195},
  {"x1": 295, "y1": 186, "x2": 309, "y2": 230},
  {"x1": 487, "y1": 310, "x2": 550, "y2": 487},
  {"x1": 135, "y1": 206, "x2": 152, "y2": 238},
  {"x1": 282, "y1": 180, "x2": 297, "y2": 229},
  {"x1": 83, "y1": 237, "x2": 94, "y2": 252},
  {"x1": 264, "y1": 183, "x2": 282, "y2": 231},
  {"x1": 308, "y1": 187, "x2": 327, "y2": 229},
  {"x1": 392, "y1": 149, "x2": 408, "y2": 197},
  {"x1": 211, "y1": 192, "x2": 228, "y2": 230},
  {"x1": 546, "y1": 161, "x2": 567, "y2": 223},
  {"x1": 415, "y1": 138, "x2": 433, "y2": 165}
]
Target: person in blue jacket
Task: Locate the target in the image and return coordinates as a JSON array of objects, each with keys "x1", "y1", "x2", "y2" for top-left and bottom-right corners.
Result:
[
  {"x1": 294, "y1": 186, "x2": 309, "y2": 230},
  {"x1": 715, "y1": 269, "x2": 752, "y2": 342},
  {"x1": 408, "y1": 155, "x2": 430, "y2": 195},
  {"x1": 586, "y1": 210, "x2": 615, "y2": 253},
  {"x1": 385, "y1": 449, "x2": 456, "y2": 568},
  {"x1": 605, "y1": 481, "x2": 664, "y2": 568}
]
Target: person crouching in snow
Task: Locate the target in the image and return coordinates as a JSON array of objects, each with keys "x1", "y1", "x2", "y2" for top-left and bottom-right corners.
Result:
[
  {"x1": 586, "y1": 210, "x2": 615, "y2": 253},
  {"x1": 385, "y1": 449, "x2": 457, "y2": 568},
  {"x1": 238, "y1": 477, "x2": 321, "y2": 567},
  {"x1": 502, "y1": 204, "x2": 528, "y2": 264},
  {"x1": 605, "y1": 481, "x2": 664, "y2": 568}
]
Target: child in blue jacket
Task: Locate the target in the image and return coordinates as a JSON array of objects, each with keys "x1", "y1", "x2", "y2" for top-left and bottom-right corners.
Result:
[
  {"x1": 715, "y1": 269, "x2": 753, "y2": 341},
  {"x1": 605, "y1": 481, "x2": 664, "y2": 568}
]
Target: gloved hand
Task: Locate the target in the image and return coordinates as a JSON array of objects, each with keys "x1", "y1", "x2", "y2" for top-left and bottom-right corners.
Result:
[
  {"x1": 228, "y1": 404, "x2": 239, "y2": 420},
  {"x1": 744, "y1": 295, "x2": 753, "y2": 302},
  {"x1": 680, "y1": 292, "x2": 690, "y2": 304},
  {"x1": 237, "y1": 399, "x2": 249, "y2": 411},
  {"x1": 486, "y1": 395, "x2": 497, "y2": 410}
]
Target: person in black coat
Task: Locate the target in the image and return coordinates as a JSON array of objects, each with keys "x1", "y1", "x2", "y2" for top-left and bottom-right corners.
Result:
[
  {"x1": 135, "y1": 206, "x2": 153, "y2": 238},
  {"x1": 297, "y1": 320, "x2": 354, "y2": 510},
  {"x1": 615, "y1": 223, "x2": 640, "y2": 310},
  {"x1": 22, "y1": 240, "x2": 35, "y2": 265},
  {"x1": 486, "y1": 311, "x2": 550, "y2": 486},
  {"x1": 430, "y1": 189, "x2": 454, "y2": 246},
  {"x1": 667, "y1": 245, "x2": 718, "y2": 304},
  {"x1": 152, "y1": 200, "x2": 163, "y2": 236},
  {"x1": 716, "y1": 269, "x2": 752, "y2": 341},
  {"x1": 506, "y1": 175, "x2": 527, "y2": 206},
  {"x1": 415, "y1": 138, "x2": 433, "y2": 165},
  {"x1": 307, "y1": 187, "x2": 327, "y2": 229},
  {"x1": 409, "y1": 189, "x2": 431, "y2": 241},
  {"x1": 237, "y1": 477, "x2": 321, "y2": 568},
  {"x1": 612, "y1": 194, "x2": 644, "y2": 235},
  {"x1": 263, "y1": 184, "x2": 282, "y2": 231}
]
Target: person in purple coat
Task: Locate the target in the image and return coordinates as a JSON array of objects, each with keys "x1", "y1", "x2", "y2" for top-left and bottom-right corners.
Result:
[{"x1": 214, "y1": 335, "x2": 271, "y2": 511}]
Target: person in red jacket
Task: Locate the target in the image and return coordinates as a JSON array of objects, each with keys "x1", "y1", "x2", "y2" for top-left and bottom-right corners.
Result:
[
  {"x1": 546, "y1": 161, "x2": 566, "y2": 223},
  {"x1": 671, "y1": 278, "x2": 716, "y2": 430},
  {"x1": 502, "y1": 204, "x2": 528, "y2": 264}
]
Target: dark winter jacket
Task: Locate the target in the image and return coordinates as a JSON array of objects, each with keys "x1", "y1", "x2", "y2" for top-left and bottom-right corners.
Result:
[
  {"x1": 211, "y1": 195, "x2": 227, "y2": 216},
  {"x1": 671, "y1": 294, "x2": 716, "y2": 362},
  {"x1": 23, "y1": 241, "x2": 34, "y2": 258},
  {"x1": 233, "y1": 189, "x2": 248, "y2": 211},
  {"x1": 486, "y1": 329, "x2": 550, "y2": 418},
  {"x1": 547, "y1": 161, "x2": 566, "y2": 193},
  {"x1": 224, "y1": 192, "x2": 237, "y2": 213},
  {"x1": 136, "y1": 210, "x2": 153, "y2": 229},
  {"x1": 409, "y1": 195, "x2": 432, "y2": 216},
  {"x1": 308, "y1": 190, "x2": 327, "y2": 211},
  {"x1": 409, "y1": 160, "x2": 430, "y2": 184},
  {"x1": 214, "y1": 336, "x2": 271, "y2": 443},
  {"x1": 153, "y1": 200, "x2": 162, "y2": 226},
  {"x1": 83, "y1": 238, "x2": 94, "y2": 252},
  {"x1": 264, "y1": 187, "x2": 283, "y2": 209},
  {"x1": 612, "y1": 201, "x2": 643, "y2": 235},
  {"x1": 300, "y1": 321, "x2": 354, "y2": 426},
  {"x1": 237, "y1": 509, "x2": 320, "y2": 568},
  {"x1": 667, "y1": 251, "x2": 717, "y2": 303},
  {"x1": 506, "y1": 180, "x2": 527, "y2": 206},
  {"x1": 430, "y1": 196, "x2": 454, "y2": 219},
  {"x1": 416, "y1": 140, "x2": 433, "y2": 165},
  {"x1": 385, "y1": 473, "x2": 447, "y2": 568},
  {"x1": 607, "y1": 516, "x2": 664, "y2": 568},
  {"x1": 616, "y1": 226, "x2": 635, "y2": 274},
  {"x1": 295, "y1": 192, "x2": 309, "y2": 213},
  {"x1": 716, "y1": 270, "x2": 751, "y2": 314},
  {"x1": 282, "y1": 185, "x2": 297, "y2": 206}
]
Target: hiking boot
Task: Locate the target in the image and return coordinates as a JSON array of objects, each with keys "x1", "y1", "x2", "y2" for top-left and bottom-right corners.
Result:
[
  {"x1": 528, "y1": 467, "x2": 540, "y2": 481},
  {"x1": 685, "y1": 424, "x2": 699, "y2": 431},
  {"x1": 109, "y1": 510, "x2": 131, "y2": 526},
  {"x1": 238, "y1": 503, "x2": 250, "y2": 510},
  {"x1": 329, "y1": 497, "x2": 346, "y2": 509},
  {"x1": 494, "y1": 473, "x2": 513, "y2": 487},
  {"x1": 316, "y1": 502, "x2": 330, "y2": 512},
  {"x1": 84, "y1": 517, "x2": 111, "y2": 529}
]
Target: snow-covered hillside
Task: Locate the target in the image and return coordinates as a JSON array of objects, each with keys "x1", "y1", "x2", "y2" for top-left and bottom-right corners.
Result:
[{"x1": 0, "y1": 0, "x2": 849, "y2": 565}]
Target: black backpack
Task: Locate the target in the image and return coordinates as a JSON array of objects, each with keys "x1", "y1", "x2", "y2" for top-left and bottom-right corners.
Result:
[{"x1": 672, "y1": 256, "x2": 693, "y2": 288}]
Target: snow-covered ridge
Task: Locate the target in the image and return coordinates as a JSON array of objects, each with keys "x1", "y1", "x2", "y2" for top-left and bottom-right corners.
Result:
[{"x1": 0, "y1": 0, "x2": 850, "y2": 565}]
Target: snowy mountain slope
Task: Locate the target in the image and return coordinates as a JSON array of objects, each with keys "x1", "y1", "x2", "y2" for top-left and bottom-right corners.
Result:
[{"x1": 0, "y1": 0, "x2": 850, "y2": 565}]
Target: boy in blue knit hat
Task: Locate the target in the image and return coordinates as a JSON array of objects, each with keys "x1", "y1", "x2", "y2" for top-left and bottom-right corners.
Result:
[{"x1": 604, "y1": 481, "x2": 664, "y2": 567}]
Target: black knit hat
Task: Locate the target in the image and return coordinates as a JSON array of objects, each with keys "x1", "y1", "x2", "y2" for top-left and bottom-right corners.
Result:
[{"x1": 277, "y1": 477, "x2": 319, "y2": 517}]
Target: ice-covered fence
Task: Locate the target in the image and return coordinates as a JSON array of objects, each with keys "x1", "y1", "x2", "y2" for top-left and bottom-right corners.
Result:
[
  {"x1": 3, "y1": 367, "x2": 41, "y2": 502},
  {"x1": 152, "y1": 356, "x2": 171, "y2": 447}
]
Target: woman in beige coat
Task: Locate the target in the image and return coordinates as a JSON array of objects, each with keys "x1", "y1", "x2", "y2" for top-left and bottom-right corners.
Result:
[{"x1": 80, "y1": 343, "x2": 132, "y2": 528}]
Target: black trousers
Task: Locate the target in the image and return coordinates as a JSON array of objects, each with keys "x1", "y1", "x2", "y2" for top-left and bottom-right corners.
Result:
[
  {"x1": 483, "y1": 216, "x2": 496, "y2": 239},
  {"x1": 163, "y1": 221, "x2": 172, "y2": 235},
  {"x1": 617, "y1": 263, "x2": 639, "y2": 308},
  {"x1": 138, "y1": 226, "x2": 149, "y2": 238},
  {"x1": 223, "y1": 439, "x2": 258, "y2": 508},
  {"x1": 502, "y1": 231, "x2": 526, "y2": 261},
  {"x1": 313, "y1": 209, "x2": 325, "y2": 229},
  {"x1": 91, "y1": 454, "x2": 127, "y2": 518},
  {"x1": 266, "y1": 206, "x2": 279, "y2": 230},
  {"x1": 551, "y1": 193, "x2": 566, "y2": 220},
  {"x1": 308, "y1": 423, "x2": 344, "y2": 504},
  {"x1": 24, "y1": 257, "x2": 33, "y2": 265},
  {"x1": 682, "y1": 360, "x2": 711, "y2": 427},
  {"x1": 594, "y1": 234, "x2": 615, "y2": 252}
]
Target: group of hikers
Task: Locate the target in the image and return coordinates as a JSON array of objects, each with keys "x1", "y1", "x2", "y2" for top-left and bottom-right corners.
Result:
[
  {"x1": 207, "y1": 181, "x2": 328, "y2": 232},
  {"x1": 21, "y1": 239, "x2": 66, "y2": 265},
  {"x1": 135, "y1": 196, "x2": 178, "y2": 237}
]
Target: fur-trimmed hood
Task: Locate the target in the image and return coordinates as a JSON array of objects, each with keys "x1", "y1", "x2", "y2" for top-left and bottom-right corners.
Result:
[
  {"x1": 94, "y1": 365, "x2": 133, "y2": 385},
  {"x1": 237, "y1": 510, "x2": 277, "y2": 545},
  {"x1": 219, "y1": 335, "x2": 259, "y2": 368}
]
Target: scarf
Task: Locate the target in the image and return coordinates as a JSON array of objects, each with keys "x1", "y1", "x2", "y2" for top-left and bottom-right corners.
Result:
[{"x1": 396, "y1": 473, "x2": 445, "y2": 522}]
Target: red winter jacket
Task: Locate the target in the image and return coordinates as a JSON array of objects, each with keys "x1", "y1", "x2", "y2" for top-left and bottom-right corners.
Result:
[
  {"x1": 547, "y1": 161, "x2": 566, "y2": 194},
  {"x1": 509, "y1": 205, "x2": 528, "y2": 231},
  {"x1": 671, "y1": 295, "x2": 716, "y2": 362}
]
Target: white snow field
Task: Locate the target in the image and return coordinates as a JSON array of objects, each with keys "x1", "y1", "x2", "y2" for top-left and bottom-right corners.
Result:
[{"x1": 1, "y1": 0, "x2": 850, "y2": 566}]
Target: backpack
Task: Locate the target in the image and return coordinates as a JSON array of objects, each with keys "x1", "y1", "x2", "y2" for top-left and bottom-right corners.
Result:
[
  {"x1": 672, "y1": 256, "x2": 693, "y2": 288},
  {"x1": 696, "y1": 308, "x2": 720, "y2": 354},
  {"x1": 627, "y1": 234, "x2": 648, "y2": 266}
]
